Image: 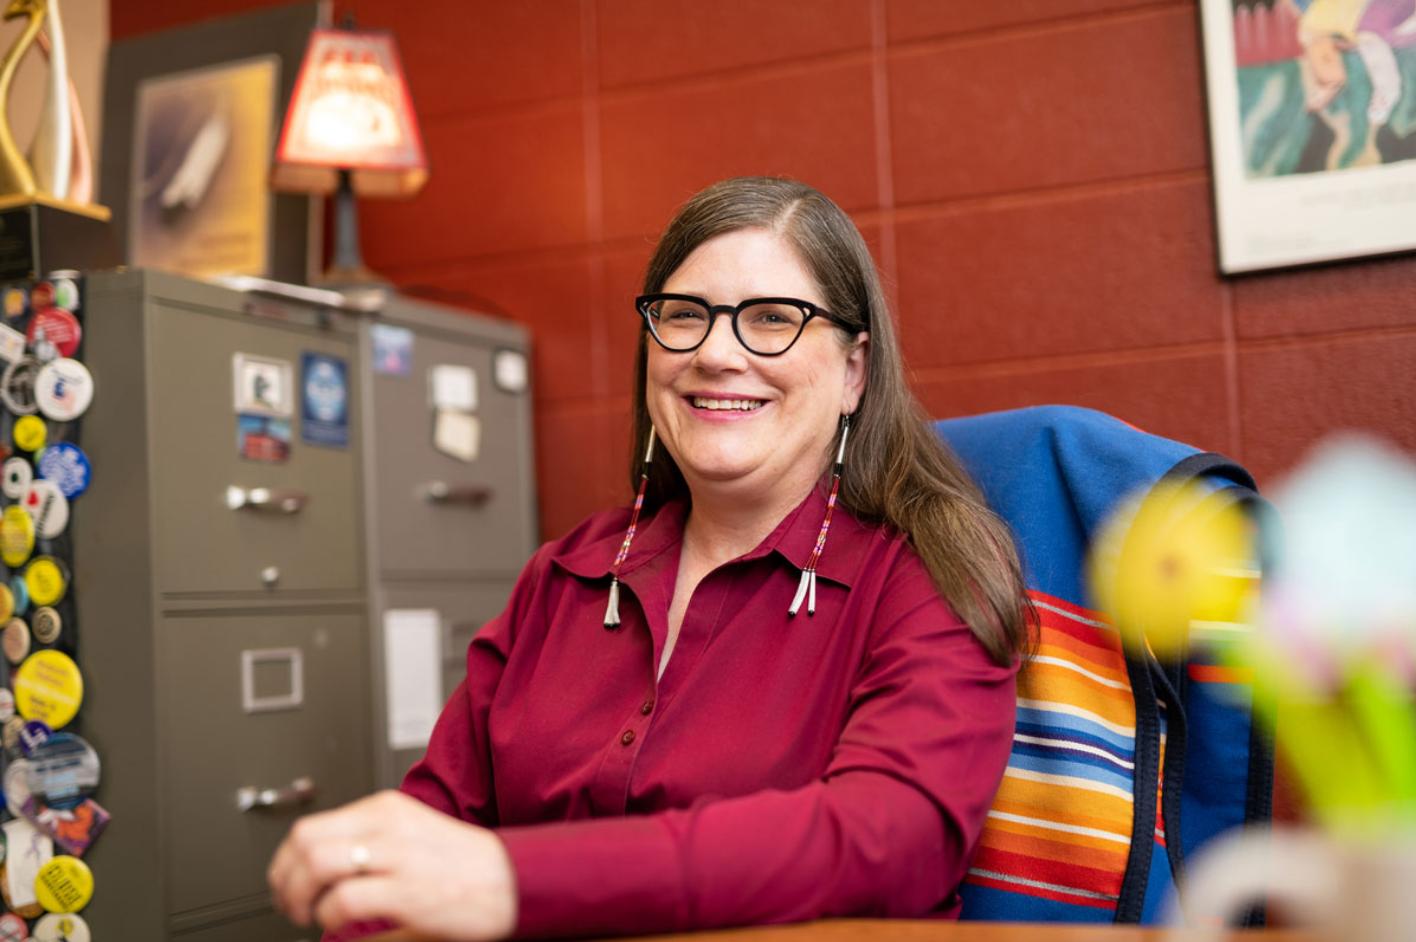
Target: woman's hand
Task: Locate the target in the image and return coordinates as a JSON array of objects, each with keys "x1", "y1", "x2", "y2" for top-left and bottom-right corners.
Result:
[{"x1": 268, "y1": 790, "x2": 517, "y2": 940}]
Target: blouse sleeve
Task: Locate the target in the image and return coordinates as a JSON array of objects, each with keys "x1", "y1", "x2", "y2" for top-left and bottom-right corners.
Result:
[{"x1": 497, "y1": 557, "x2": 1019, "y2": 938}]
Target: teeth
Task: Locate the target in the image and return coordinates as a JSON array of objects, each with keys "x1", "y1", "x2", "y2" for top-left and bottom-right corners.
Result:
[{"x1": 692, "y1": 397, "x2": 763, "y2": 411}]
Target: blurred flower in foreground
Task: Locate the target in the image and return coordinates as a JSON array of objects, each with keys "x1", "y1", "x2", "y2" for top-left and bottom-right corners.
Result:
[{"x1": 1087, "y1": 478, "x2": 1257, "y2": 657}]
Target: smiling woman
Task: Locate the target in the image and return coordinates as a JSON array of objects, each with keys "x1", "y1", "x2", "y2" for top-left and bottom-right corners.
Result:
[{"x1": 269, "y1": 177, "x2": 1033, "y2": 942}]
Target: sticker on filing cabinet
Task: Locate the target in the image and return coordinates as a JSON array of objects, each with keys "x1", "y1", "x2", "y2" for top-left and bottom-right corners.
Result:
[
  {"x1": 3, "y1": 456, "x2": 31, "y2": 498},
  {"x1": 35, "y1": 854, "x2": 92, "y2": 913},
  {"x1": 429, "y1": 364, "x2": 476, "y2": 412},
  {"x1": 34, "y1": 358, "x2": 93, "y2": 422},
  {"x1": 371, "y1": 323, "x2": 413, "y2": 375},
  {"x1": 37, "y1": 442, "x2": 91, "y2": 500},
  {"x1": 433, "y1": 409, "x2": 480, "y2": 463},
  {"x1": 0, "y1": 322, "x2": 24, "y2": 364},
  {"x1": 1, "y1": 817, "x2": 53, "y2": 915},
  {"x1": 33, "y1": 913, "x2": 90, "y2": 942},
  {"x1": 300, "y1": 352, "x2": 349, "y2": 448},
  {"x1": 14, "y1": 649, "x2": 83, "y2": 729},
  {"x1": 232, "y1": 353, "x2": 294, "y2": 417},
  {"x1": 237, "y1": 413, "x2": 292, "y2": 463},
  {"x1": 493, "y1": 348, "x2": 528, "y2": 394},
  {"x1": 383, "y1": 609, "x2": 442, "y2": 749}
]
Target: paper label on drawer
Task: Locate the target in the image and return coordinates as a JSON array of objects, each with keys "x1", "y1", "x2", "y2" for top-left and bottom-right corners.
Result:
[
  {"x1": 429, "y1": 364, "x2": 476, "y2": 412},
  {"x1": 300, "y1": 352, "x2": 349, "y2": 449},
  {"x1": 383, "y1": 609, "x2": 442, "y2": 750},
  {"x1": 232, "y1": 353, "x2": 293, "y2": 417},
  {"x1": 371, "y1": 323, "x2": 413, "y2": 375},
  {"x1": 433, "y1": 409, "x2": 480, "y2": 463},
  {"x1": 237, "y1": 413, "x2": 291, "y2": 463}
]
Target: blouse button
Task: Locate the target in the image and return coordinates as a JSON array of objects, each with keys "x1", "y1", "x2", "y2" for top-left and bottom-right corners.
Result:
[
  {"x1": 640, "y1": 699, "x2": 654, "y2": 715},
  {"x1": 620, "y1": 730, "x2": 636, "y2": 746}
]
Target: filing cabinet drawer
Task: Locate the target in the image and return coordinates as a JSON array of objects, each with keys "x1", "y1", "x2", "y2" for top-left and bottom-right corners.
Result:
[
  {"x1": 148, "y1": 303, "x2": 363, "y2": 594},
  {"x1": 161, "y1": 610, "x2": 371, "y2": 914},
  {"x1": 370, "y1": 330, "x2": 533, "y2": 578}
]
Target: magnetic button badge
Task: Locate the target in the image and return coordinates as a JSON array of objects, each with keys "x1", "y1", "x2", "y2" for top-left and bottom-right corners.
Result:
[
  {"x1": 31, "y1": 606, "x2": 61, "y2": 645},
  {"x1": 34, "y1": 854, "x2": 93, "y2": 913},
  {"x1": 14, "y1": 649, "x2": 83, "y2": 730},
  {"x1": 33, "y1": 913, "x2": 90, "y2": 942},
  {"x1": 2, "y1": 717, "x2": 23, "y2": 755},
  {"x1": 0, "y1": 582, "x2": 12, "y2": 623},
  {"x1": 0, "y1": 356, "x2": 41, "y2": 415},
  {"x1": 0, "y1": 912, "x2": 25, "y2": 942},
  {"x1": 26, "y1": 733, "x2": 99, "y2": 809},
  {"x1": 24, "y1": 481, "x2": 69, "y2": 540},
  {"x1": 34, "y1": 359, "x2": 93, "y2": 422},
  {"x1": 29, "y1": 283, "x2": 54, "y2": 311},
  {"x1": 10, "y1": 574, "x2": 28, "y2": 615},
  {"x1": 4, "y1": 758, "x2": 33, "y2": 815},
  {"x1": 19, "y1": 720, "x2": 50, "y2": 756},
  {"x1": 0, "y1": 505, "x2": 35, "y2": 567},
  {"x1": 26, "y1": 310, "x2": 81, "y2": 363},
  {"x1": 50, "y1": 278, "x2": 79, "y2": 314},
  {"x1": 25, "y1": 557, "x2": 68, "y2": 608},
  {"x1": 0, "y1": 688, "x2": 13, "y2": 722},
  {"x1": 3, "y1": 618, "x2": 30, "y2": 665},
  {"x1": 36, "y1": 442, "x2": 91, "y2": 500},
  {"x1": 2, "y1": 456, "x2": 31, "y2": 499},
  {"x1": 13, "y1": 414, "x2": 46, "y2": 452},
  {"x1": 2, "y1": 287, "x2": 26, "y2": 320}
]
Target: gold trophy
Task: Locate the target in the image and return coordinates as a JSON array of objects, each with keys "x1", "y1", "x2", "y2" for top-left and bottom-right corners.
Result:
[{"x1": 0, "y1": 0, "x2": 115, "y2": 279}]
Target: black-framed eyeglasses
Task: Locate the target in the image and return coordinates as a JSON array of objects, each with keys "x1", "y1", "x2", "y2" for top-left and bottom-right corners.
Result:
[{"x1": 636, "y1": 293, "x2": 845, "y2": 357}]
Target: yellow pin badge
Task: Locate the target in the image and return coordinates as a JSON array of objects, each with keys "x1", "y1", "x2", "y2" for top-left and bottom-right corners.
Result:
[
  {"x1": 34, "y1": 855, "x2": 92, "y2": 913},
  {"x1": 14, "y1": 650, "x2": 83, "y2": 730},
  {"x1": 0, "y1": 506, "x2": 34, "y2": 568},
  {"x1": 24, "y1": 557, "x2": 67, "y2": 608}
]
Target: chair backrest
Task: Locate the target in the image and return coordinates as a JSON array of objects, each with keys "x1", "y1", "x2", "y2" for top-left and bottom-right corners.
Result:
[{"x1": 937, "y1": 405, "x2": 1273, "y2": 924}]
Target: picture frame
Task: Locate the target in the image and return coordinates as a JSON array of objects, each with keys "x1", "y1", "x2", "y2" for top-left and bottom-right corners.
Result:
[
  {"x1": 1200, "y1": 0, "x2": 1416, "y2": 273},
  {"x1": 100, "y1": 2, "x2": 328, "y2": 284}
]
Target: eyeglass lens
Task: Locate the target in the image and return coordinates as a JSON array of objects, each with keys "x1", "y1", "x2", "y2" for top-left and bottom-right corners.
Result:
[{"x1": 646, "y1": 299, "x2": 807, "y2": 355}]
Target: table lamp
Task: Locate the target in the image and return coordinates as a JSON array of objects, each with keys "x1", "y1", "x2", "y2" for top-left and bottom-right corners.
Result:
[{"x1": 271, "y1": 24, "x2": 426, "y2": 293}]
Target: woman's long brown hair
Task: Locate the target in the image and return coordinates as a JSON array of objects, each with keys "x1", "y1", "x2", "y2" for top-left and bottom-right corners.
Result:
[{"x1": 630, "y1": 177, "x2": 1032, "y2": 664}]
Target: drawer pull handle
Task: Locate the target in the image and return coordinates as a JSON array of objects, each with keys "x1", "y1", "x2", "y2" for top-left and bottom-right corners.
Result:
[
  {"x1": 236, "y1": 776, "x2": 317, "y2": 813},
  {"x1": 421, "y1": 481, "x2": 492, "y2": 507},
  {"x1": 227, "y1": 486, "x2": 309, "y2": 514}
]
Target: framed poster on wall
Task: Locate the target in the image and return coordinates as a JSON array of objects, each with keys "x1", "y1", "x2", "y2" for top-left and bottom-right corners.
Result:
[
  {"x1": 1201, "y1": 0, "x2": 1416, "y2": 273},
  {"x1": 101, "y1": 2, "x2": 328, "y2": 284}
]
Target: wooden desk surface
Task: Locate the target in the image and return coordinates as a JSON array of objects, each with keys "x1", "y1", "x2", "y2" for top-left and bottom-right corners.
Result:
[{"x1": 370, "y1": 920, "x2": 1316, "y2": 942}]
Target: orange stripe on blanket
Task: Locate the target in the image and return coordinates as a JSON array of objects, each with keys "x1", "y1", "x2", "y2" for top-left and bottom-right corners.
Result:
[{"x1": 1187, "y1": 663, "x2": 1253, "y2": 684}]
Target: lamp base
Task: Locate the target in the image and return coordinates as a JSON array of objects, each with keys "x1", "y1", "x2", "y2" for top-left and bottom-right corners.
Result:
[
  {"x1": 313, "y1": 263, "x2": 392, "y2": 309},
  {"x1": 0, "y1": 196, "x2": 118, "y2": 281}
]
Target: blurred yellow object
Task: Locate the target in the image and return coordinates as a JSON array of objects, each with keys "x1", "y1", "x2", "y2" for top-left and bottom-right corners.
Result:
[{"x1": 1088, "y1": 480, "x2": 1258, "y2": 656}]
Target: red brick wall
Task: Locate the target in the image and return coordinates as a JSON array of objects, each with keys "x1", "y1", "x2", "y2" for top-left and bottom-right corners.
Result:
[{"x1": 113, "y1": 0, "x2": 1416, "y2": 541}]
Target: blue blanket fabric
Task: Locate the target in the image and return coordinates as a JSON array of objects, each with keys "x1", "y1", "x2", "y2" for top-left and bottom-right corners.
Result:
[{"x1": 936, "y1": 405, "x2": 1272, "y2": 924}]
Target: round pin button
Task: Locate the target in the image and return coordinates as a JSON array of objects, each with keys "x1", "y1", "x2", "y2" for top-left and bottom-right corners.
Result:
[
  {"x1": 0, "y1": 688, "x2": 14, "y2": 722},
  {"x1": 2, "y1": 287, "x2": 27, "y2": 320},
  {"x1": 14, "y1": 414, "x2": 46, "y2": 452},
  {"x1": 34, "y1": 358, "x2": 93, "y2": 422},
  {"x1": 27, "y1": 733, "x2": 98, "y2": 809},
  {"x1": 1, "y1": 355, "x2": 41, "y2": 415},
  {"x1": 0, "y1": 912, "x2": 25, "y2": 942},
  {"x1": 24, "y1": 480, "x2": 69, "y2": 540},
  {"x1": 4, "y1": 757, "x2": 33, "y2": 814},
  {"x1": 1, "y1": 505, "x2": 35, "y2": 567},
  {"x1": 36, "y1": 442, "x2": 91, "y2": 500},
  {"x1": 2, "y1": 456, "x2": 32, "y2": 498},
  {"x1": 14, "y1": 649, "x2": 83, "y2": 730},
  {"x1": 11, "y1": 573, "x2": 29, "y2": 615},
  {"x1": 30, "y1": 282, "x2": 54, "y2": 310},
  {"x1": 27, "y1": 309, "x2": 81, "y2": 363},
  {"x1": 33, "y1": 913, "x2": 91, "y2": 942},
  {"x1": 0, "y1": 583, "x2": 12, "y2": 623},
  {"x1": 35, "y1": 855, "x2": 93, "y2": 913},
  {"x1": 32, "y1": 606, "x2": 61, "y2": 645},
  {"x1": 50, "y1": 279, "x2": 79, "y2": 313},
  {"x1": 19, "y1": 719, "x2": 51, "y2": 756},
  {"x1": 25, "y1": 556, "x2": 68, "y2": 607},
  {"x1": 3, "y1": 617, "x2": 30, "y2": 664},
  {"x1": 2, "y1": 716, "x2": 24, "y2": 754}
]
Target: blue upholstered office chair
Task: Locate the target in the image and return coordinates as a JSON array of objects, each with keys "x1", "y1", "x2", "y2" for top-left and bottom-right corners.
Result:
[{"x1": 936, "y1": 406, "x2": 1273, "y2": 924}]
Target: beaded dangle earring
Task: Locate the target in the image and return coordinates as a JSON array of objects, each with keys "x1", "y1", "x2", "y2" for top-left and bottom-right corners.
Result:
[
  {"x1": 604, "y1": 425, "x2": 656, "y2": 629},
  {"x1": 789, "y1": 413, "x2": 851, "y2": 617}
]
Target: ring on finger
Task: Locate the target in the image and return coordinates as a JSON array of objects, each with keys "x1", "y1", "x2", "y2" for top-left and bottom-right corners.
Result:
[{"x1": 349, "y1": 843, "x2": 372, "y2": 876}]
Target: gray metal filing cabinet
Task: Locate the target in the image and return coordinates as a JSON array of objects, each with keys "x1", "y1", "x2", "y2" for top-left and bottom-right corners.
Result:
[
  {"x1": 355, "y1": 295, "x2": 537, "y2": 789},
  {"x1": 72, "y1": 271, "x2": 537, "y2": 940}
]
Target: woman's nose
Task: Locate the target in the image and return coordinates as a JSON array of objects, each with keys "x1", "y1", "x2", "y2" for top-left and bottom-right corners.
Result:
[{"x1": 690, "y1": 312, "x2": 747, "y2": 370}]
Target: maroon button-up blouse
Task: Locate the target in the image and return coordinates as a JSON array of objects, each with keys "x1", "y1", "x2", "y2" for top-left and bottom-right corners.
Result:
[{"x1": 340, "y1": 485, "x2": 1017, "y2": 939}]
